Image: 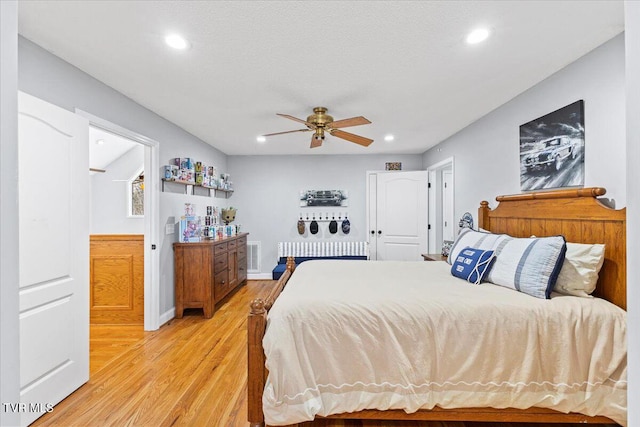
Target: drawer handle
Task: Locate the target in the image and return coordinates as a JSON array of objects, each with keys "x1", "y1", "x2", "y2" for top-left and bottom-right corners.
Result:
[{"x1": 221, "y1": 280, "x2": 225, "y2": 284}]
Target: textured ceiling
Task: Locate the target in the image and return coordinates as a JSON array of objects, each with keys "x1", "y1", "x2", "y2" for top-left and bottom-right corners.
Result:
[{"x1": 18, "y1": 1, "x2": 624, "y2": 155}]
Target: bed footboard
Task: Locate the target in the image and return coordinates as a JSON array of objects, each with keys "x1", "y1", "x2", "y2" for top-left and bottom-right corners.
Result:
[{"x1": 248, "y1": 256, "x2": 296, "y2": 427}]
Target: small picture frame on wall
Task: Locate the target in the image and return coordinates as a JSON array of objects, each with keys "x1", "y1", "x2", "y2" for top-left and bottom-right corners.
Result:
[{"x1": 385, "y1": 162, "x2": 402, "y2": 171}]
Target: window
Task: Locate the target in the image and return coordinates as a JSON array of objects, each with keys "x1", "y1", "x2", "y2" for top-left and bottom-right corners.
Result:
[{"x1": 130, "y1": 170, "x2": 144, "y2": 217}]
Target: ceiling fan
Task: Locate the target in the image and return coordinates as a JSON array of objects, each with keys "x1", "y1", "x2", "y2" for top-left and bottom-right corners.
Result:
[{"x1": 262, "y1": 107, "x2": 373, "y2": 148}]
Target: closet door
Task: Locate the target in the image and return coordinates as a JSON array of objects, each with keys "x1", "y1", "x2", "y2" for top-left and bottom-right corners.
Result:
[{"x1": 368, "y1": 171, "x2": 428, "y2": 260}]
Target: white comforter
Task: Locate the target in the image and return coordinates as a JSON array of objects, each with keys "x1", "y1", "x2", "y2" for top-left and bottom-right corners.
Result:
[{"x1": 263, "y1": 260, "x2": 627, "y2": 425}]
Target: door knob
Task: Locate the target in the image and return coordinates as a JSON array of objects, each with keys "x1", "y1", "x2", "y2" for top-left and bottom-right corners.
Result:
[
  {"x1": 378, "y1": 230, "x2": 382, "y2": 235},
  {"x1": 370, "y1": 230, "x2": 375, "y2": 235}
]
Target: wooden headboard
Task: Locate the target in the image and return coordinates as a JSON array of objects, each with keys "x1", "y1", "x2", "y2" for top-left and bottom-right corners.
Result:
[{"x1": 478, "y1": 187, "x2": 626, "y2": 310}]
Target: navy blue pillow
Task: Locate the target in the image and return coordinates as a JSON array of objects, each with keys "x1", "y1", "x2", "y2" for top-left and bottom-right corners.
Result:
[{"x1": 451, "y1": 247, "x2": 496, "y2": 284}]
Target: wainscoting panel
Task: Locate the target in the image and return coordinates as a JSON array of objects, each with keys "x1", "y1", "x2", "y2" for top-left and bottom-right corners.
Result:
[{"x1": 90, "y1": 235, "x2": 144, "y2": 324}]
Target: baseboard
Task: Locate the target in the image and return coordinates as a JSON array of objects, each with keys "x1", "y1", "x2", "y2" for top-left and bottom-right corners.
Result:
[
  {"x1": 159, "y1": 308, "x2": 175, "y2": 326},
  {"x1": 248, "y1": 273, "x2": 273, "y2": 280}
]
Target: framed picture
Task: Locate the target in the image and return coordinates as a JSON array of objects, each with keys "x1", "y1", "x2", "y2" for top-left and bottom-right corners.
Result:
[
  {"x1": 519, "y1": 100, "x2": 585, "y2": 191},
  {"x1": 300, "y1": 189, "x2": 348, "y2": 207},
  {"x1": 385, "y1": 162, "x2": 402, "y2": 170}
]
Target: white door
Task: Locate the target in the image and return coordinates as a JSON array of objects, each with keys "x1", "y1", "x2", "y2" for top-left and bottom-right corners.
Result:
[
  {"x1": 442, "y1": 169, "x2": 454, "y2": 242},
  {"x1": 18, "y1": 92, "x2": 89, "y2": 426},
  {"x1": 369, "y1": 171, "x2": 428, "y2": 260}
]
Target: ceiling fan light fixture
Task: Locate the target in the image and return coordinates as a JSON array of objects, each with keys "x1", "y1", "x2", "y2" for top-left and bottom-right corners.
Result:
[
  {"x1": 266, "y1": 107, "x2": 373, "y2": 148},
  {"x1": 256, "y1": 136, "x2": 266, "y2": 143},
  {"x1": 384, "y1": 134, "x2": 395, "y2": 142}
]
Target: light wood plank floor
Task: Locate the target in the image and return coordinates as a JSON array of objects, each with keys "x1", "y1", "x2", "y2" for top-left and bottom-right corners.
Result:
[{"x1": 32, "y1": 280, "x2": 616, "y2": 427}]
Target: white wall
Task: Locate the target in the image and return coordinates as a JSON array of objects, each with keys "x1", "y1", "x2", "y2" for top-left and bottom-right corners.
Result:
[
  {"x1": 91, "y1": 145, "x2": 144, "y2": 234},
  {"x1": 228, "y1": 154, "x2": 423, "y2": 275},
  {"x1": 423, "y1": 34, "x2": 626, "y2": 222},
  {"x1": 18, "y1": 36, "x2": 229, "y2": 316},
  {"x1": 625, "y1": 2, "x2": 640, "y2": 425},
  {"x1": 0, "y1": 2, "x2": 21, "y2": 425}
]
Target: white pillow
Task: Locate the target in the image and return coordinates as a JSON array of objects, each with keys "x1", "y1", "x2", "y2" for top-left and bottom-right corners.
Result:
[{"x1": 554, "y1": 243, "x2": 605, "y2": 297}]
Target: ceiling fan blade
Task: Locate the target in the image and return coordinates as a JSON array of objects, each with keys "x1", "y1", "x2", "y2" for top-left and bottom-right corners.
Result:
[
  {"x1": 330, "y1": 129, "x2": 373, "y2": 147},
  {"x1": 310, "y1": 134, "x2": 323, "y2": 148},
  {"x1": 277, "y1": 113, "x2": 315, "y2": 128},
  {"x1": 262, "y1": 128, "x2": 311, "y2": 137},
  {"x1": 328, "y1": 116, "x2": 371, "y2": 129}
]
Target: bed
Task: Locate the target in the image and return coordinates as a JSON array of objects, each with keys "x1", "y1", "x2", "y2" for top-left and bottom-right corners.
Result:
[{"x1": 247, "y1": 187, "x2": 627, "y2": 426}]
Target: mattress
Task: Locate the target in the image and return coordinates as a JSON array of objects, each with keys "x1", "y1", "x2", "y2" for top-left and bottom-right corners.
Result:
[{"x1": 262, "y1": 260, "x2": 627, "y2": 425}]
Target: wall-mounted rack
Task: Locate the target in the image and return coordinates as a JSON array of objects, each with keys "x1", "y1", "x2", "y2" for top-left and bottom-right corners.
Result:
[
  {"x1": 298, "y1": 212, "x2": 349, "y2": 222},
  {"x1": 162, "y1": 179, "x2": 234, "y2": 198}
]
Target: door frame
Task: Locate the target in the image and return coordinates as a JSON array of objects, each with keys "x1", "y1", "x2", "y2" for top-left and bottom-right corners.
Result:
[
  {"x1": 427, "y1": 157, "x2": 455, "y2": 254},
  {"x1": 76, "y1": 110, "x2": 161, "y2": 331}
]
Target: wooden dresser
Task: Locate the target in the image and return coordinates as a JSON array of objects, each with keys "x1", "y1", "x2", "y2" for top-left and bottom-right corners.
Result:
[{"x1": 173, "y1": 233, "x2": 248, "y2": 318}]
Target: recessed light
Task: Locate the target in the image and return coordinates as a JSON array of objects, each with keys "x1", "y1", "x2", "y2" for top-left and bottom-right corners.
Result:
[
  {"x1": 384, "y1": 134, "x2": 395, "y2": 142},
  {"x1": 165, "y1": 34, "x2": 190, "y2": 50},
  {"x1": 96, "y1": 139, "x2": 105, "y2": 145},
  {"x1": 256, "y1": 136, "x2": 266, "y2": 143},
  {"x1": 466, "y1": 28, "x2": 490, "y2": 45}
]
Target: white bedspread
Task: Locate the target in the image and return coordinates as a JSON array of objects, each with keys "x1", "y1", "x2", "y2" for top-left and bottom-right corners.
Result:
[{"x1": 263, "y1": 260, "x2": 627, "y2": 425}]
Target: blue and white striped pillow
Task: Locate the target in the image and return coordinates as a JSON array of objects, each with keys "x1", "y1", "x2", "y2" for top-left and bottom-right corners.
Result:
[
  {"x1": 447, "y1": 228, "x2": 508, "y2": 265},
  {"x1": 485, "y1": 235, "x2": 567, "y2": 299},
  {"x1": 448, "y1": 228, "x2": 567, "y2": 298}
]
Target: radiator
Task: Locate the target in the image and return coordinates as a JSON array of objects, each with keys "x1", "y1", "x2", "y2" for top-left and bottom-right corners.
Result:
[{"x1": 278, "y1": 241, "x2": 368, "y2": 258}]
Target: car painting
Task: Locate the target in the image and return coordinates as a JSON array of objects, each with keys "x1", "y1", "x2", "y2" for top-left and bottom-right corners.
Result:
[
  {"x1": 521, "y1": 136, "x2": 577, "y2": 173},
  {"x1": 299, "y1": 190, "x2": 348, "y2": 207}
]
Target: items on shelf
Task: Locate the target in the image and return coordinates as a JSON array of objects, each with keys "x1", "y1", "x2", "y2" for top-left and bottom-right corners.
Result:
[
  {"x1": 162, "y1": 157, "x2": 232, "y2": 192},
  {"x1": 179, "y1": 216, "x2": 201, "y2": 243},
  {"x1": 178, "y1": 203, "x2": 240, "y2": 243},
  {"x1": 221, "y1": 207, "x2": 237, "y2": 225}
]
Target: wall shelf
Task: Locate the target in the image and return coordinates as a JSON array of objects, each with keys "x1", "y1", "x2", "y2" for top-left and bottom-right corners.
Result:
[{"x1": 162, "y1": 179, "x2": 234, "y2": 198}]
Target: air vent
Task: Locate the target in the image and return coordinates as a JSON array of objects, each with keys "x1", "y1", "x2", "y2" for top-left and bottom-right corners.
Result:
[{"x1": 247, "y1": 241, "x2": 261, "y2": 273}]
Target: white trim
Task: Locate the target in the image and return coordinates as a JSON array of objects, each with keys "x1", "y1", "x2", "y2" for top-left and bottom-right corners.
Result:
[
  {"x1": 159, "y1": 308, "x2": 175, "y2": 327},
  {"x1": 427, "y1": 156, "x2": 455, "y2": 171},
  {"x1": 76, "y1": 109, "x2": 161, "y2": 331},
  {"x1": 427, "y1": 157, "x2": 455, "y2": 254},
  {"x1": 249, "y1": 273, "x2": 273, "y2": 280}
]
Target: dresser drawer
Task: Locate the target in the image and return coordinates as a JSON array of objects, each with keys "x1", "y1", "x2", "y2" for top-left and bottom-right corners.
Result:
[
  {"x1": 214, "y1": 241, "x2": 228, "y2": 254},
  {"x1": 237, "y1": 237, "x2": 246, "y2": 247},
  {"x1": 238, "y1": 257, "x2": 247, "y2": 282},
  {"x1": 214, "y1": 254, "x2": 228, "y2": 271},
  {"x1": 214, "y1": 270, "x2": 231, "y2": 301},
  {"x1": 237, "y1": 245, "x2": 246, "y2": 259},
  {"x1": 228, "y1": 239, "x2": 238, "y2": 251}
]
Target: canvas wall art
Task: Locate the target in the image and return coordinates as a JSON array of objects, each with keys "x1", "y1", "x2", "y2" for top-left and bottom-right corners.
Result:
[
  {"x1": 300, "y1": 190, "x2": 348, "y2": 207},
  {"x1": 519, "y1": 100, "x2": 585, "y2": 191}
]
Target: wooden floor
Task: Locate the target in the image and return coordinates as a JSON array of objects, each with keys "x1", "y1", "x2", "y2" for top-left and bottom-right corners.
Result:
[{"x1": 32, "y1": 280, "x2": 617, "y2": 427}]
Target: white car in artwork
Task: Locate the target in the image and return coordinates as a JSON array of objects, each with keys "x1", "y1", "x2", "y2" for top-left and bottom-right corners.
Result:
[{"x1": 521, "y1": 136, "x2": 577, "y2": 173}]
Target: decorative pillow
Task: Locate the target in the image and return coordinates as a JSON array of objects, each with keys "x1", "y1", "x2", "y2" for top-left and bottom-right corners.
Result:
[
  {"x1": 451, "y1": 247, "x2": 496, "y2": 284},
  {"x1": 554, "y1": 243, "x2": 605, "y2": 297},
  {"x1": 485, "y1": 235, "x2": 567, "y2": 299},
  {"x1": 447, "y1": 228, "x2": 508, "y2": 265}
]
